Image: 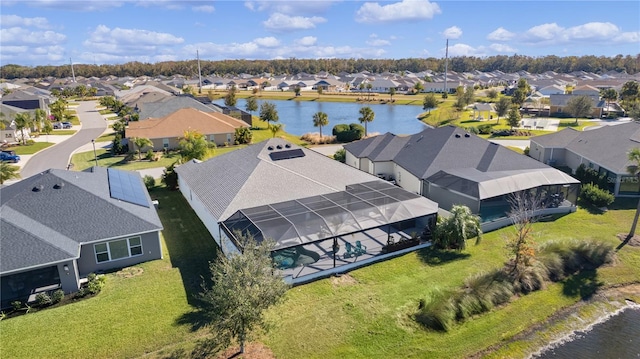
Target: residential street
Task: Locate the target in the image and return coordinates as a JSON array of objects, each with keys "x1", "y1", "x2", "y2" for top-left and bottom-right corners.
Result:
[{"x1": 20, "y1": 101, "x2": 107, "y2": 179}]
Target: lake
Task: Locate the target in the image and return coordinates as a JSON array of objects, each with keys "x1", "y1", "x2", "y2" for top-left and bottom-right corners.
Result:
[
  {"x1": 213, "y1": 98, "x2": 429, "y2": 136},
  {"x1": 533, "y1": 306, "x2": 640, "y2": 359}
]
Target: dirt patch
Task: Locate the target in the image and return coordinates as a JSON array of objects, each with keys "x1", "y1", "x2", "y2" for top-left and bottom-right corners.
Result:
[
  {"x1": 330, "y1": 273, "x2": 358, "y2": 286},
  {"x1": 617, "y1": 233, "x2": 640, "y2": 247},
  {"x1": 114, "y1": 266, "x2": 144, "y2": 278},
  {"x1": 215, "y1": 342, "x2": 275, "y2": 359}
]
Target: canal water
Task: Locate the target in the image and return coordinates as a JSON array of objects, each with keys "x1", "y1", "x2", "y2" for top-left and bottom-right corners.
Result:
[
  {"x1": 213, "y1": 98, "x2": 428, "y2": 136},
  {"x1": 533, "y1": 306, "x2": 640, "y2": 358}
]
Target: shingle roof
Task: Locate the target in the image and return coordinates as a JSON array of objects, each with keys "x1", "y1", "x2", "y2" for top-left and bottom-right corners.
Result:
[
  {"x1": 1, "y1": 168, "x2": 163, "y2": 274},
  {"x1": 175, "y1": 138, "x2": 380, "y2": 221},
  {"x1": 126, "y1": 108, "x2": 247, "y2": 139},
  {"x1": 138, "y1": 96, "x2": 218, "y2": 120},
  {"x1": 530, "y1": 128, "x2": 582, "y2": 148}
]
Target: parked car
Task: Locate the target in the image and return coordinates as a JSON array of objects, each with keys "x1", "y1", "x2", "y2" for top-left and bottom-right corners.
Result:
[
  {"x1": 62, "y1": 122, "x2": 72, "y2": 129},
  {"x1": 0, "y1": 151, "x2": 20, "y2": 163},
  {"x1": 53, "y1": 122, "x2": 62, "y2": 129}
]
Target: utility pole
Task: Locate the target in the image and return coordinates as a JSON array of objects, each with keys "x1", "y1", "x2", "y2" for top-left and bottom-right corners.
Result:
[
  {"x1": 70, "y1": 57, "x2": 76, "y2": 83},
  {"x1": 197, "y1": 50, "x2": 202, "y2": 94},
  {"x1": 444, "y1": 39, "x2": 448, "y2": 96}
]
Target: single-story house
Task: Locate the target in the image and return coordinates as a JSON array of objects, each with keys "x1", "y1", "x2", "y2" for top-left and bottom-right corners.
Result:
[
  {"x1": 0, "y1": 167, "x2": 163, "y2": 309},
  {"x1": 343, "y1": 126, "x2": 580, "y2": 230},
  {"x1": 126, "y1": 107, "x2": 249, "y2": 151},
  {"x1": 549, "y1": 94, "x2": 604, "y2": 118},
  {"x1": 529, "y1": 121, "x2": 640, "y2": 196},
  {"x1": 175, "y1": 138, "x2": 439, "y2": 284}
]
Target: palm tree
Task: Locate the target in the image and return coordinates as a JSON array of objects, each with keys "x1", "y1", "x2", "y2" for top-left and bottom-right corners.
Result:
[
  {"x1": 34, "y1": 108, "x2": 46, "y2": 133},
  {"x1": 626, "y1": 148, "x2": 640, "y2": 239},
  {"x1": 312, "y1": 111, "x2": 329, "y2": 140},
  {"x1": 358, "y1": 106, "x2": 375, "y2": 138},
  {"x1": 366, "y1": 83, "x2": 373, "y2": 101},
  {"x1": 433, "y1": 205, "x2": 482, "y2": 251},
  {"x1": 13, "y1": 112, "x2": 33, "y2": 145},
  {"x1": 389, "y1": 87, "x2": 396, "y2": 102},
  {"x1": 132, "y1": 137, "x2": 153, "y2": 160},
  {"x1": 0, "y1": 162, "x2": 21, "y2": 184},
  {"x1": 269, "y1": 123, "x2": 283, "y2": 138},
  {"x1": 600, "y1": 88, "x2": 618, "y2": 117}
]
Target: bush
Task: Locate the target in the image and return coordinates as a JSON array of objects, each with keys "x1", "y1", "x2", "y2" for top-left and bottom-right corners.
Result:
[
  {"x1": 580, "y1": 183, "x2": 615, "y2": 208},
  {"x1": 466, "y1": 126, "x2": 479, "y2": 135},
  {"x1": 575, "y1": 163, "x2": 609, "y2": 189},
  {"x1": 143, "y1": 175, "x2": 155, "y2": 191},
  {"x1": 333, "y1": 148, "x2": 346, "y2": 163},
  {"x1": 477, "y1": 124, "x2": 493, "y2": 135},
  {"x1": 34, "y1": 292, "x2": 52, "y2": 307},
  {"x1": 51, "y1": 289, "x2": 65, "y2": 304},
  {"x1": 414, "y1": 289, "x2": 458, "y2": 331},
  {"x1": 538, "y1": 239, "x2": 615, "y2": 279},
  {"x1": 145, "y1": 149, "x2": 155, "y2": 161},
  {"x1": 11, "y1": 301, "x2": 22, "y2": 311},
  {"x1": 87, "y1": 274, "x2": 106, "y2": 295},
  {"x1": 524, "y1": 146, "x2": 530, "y2": 156},
  {"x1": 332, "y1": 123, "x2": 364, "y2": 142},
  {"x1": 26, "y1": 139, "x2": 35, "y2": 145}
]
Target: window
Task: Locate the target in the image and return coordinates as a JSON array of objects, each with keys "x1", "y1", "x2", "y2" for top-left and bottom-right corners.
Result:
[
  {"x1": 94, "y1": 237, "x2": 144, "y2": 263},
  {"x1": 227, "y1": 133, "x2": 232, "y2": 143},
  {"x1": 162, "y1": 138, "x2": 169, "y2": 148}
]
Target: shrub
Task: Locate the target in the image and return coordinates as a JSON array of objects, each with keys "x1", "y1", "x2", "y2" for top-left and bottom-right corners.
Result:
[
  {"x1": 333, "y1": 148, "x2": 346, "y2": 163},
  {"x1": 51, "y1": 289, "x2": 65, "y2": 304},
  {"x1": 575, "y1": 164, "x2": 609, "y2": 189},
  {"x1": 580, "y1": 183, "x2": 614, "y2": 208},
  {"x1": 35, "y1": 292, "x2": 52, "y2": 307},
  {"x1": 415, "y1": 289, "x2": 458, "y2": 331},
  {"x1": 524, "y1": 146, "x2": 530, "y2": 156},
  {"x1": 26, "y1": 139, "x2": 35, "y2": 145},
  {"x1": 11, "y1": 301, "x2": 22, "y2": 311},
  {"x1": 466, "y1": 126, "x2": 479, "y2": 135},
  {"x1": 145, "y1": 149, "x2": 155, "y2": 161},
  {"x1": 87, "y1": 274, "x2": 106, "y2": 295},
  {"x1": 143, "y1": 175, "x2": 155, "y2": 191},
  {"x1": 332, "y1": 123, "x2": 364, "y2": 142},
  {"x1": 509, "y1": 261, "x2": 548, "y2": 294},
  {"x1": 538, "y1": 239, "x2": 615, "y2": 279},
  {"x1": 477, "y1": 124, "x2": 493, "y2": 135}
]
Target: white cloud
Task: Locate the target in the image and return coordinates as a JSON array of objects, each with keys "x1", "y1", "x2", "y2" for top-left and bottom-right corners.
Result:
[
  {"x1": 82, "y1": 25, "x2": 183, "y2": 57},
  {"x1": 1, "y1": 27, "x2": 66, "y2": 45},
  {"x1": 22, "y1": 0, "x2": 124, "y2": 11},
  {"x1": 487, "y1": 27, "x2": 515, "y2": 41},
  {"x1": 193, "y1": 5, "x2": 214, "y2": 13},
  {"x1": 522, "y1": 21, "x2": 637, "y2": 45},
  {"x1": 366, "y1": 34, "x2": 391, "y2": 46},
  {"x1": 614, "y1": 31, "x2": 640, "y2": 43},
  {"x1": 295, "y1": 36, "x2": 318, "y2": 46},
  {"x1": 1, "y1": 44, "x2": 65, "y2": 64},
  {"x1": 565, "y1": 22, "x2": 619, "y2": 40},
  {"x1": 0, "y1": 15, "x2": 51, "y2": 29},
  {"x1": 524, "y1": 23, "x2": 565, "y2": 42},
  {"x1": 244, "y1": 1, "x2": 336, "y2": 15},
  {"x1": 446, "y1": 43, "x2": 480, "y2": 57},
  {"x1": 443, "y1": 26, "x2": 462, "y2": 39},
  {"x1": 489, "y1": 43, "x2": 517, "y2": 53},
  {"x1": 263, "y1": 13, "x2": 327, "y2": 32},
  {"x1": 355, "y1": 0, "x2": 441, "y2": 23},
  {"x1": 254, "y1": 37, "x2": 280, "y2": 48}
]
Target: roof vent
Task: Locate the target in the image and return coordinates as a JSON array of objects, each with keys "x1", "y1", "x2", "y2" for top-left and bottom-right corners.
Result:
[
  {"x1": 276, "y1": 145, "x2": 283, "y2": 149},
  {"x1": 285, "y1": 144, "x2": 291, "y2": 148},
  {"x1": 53, "y1": 182, "x2": 65, "y2": 189},
  {"x1": 464, "y1": 133, "x2": 470, "y2": 138},
  {"x1": 32, "y1": 185, "x2": 44, "y2": 192},
  {"x1": 267, "y1": 146, "x2": 274, "y2": 150},
  {"x1": 455, "y1": 134, "x2": 461, "y2": 138}
]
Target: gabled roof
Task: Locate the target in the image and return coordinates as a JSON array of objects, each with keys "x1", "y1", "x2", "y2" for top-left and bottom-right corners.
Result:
[
  {"x1": 175, "y1": 138, "x2": 380, "y2": 222},
  {"x1": 126, "y1": 107, "x2": 247, "y2": 139},
  {"x1": 138, "y1": 95, "x2": 218, "y2": 120},
  {"x1": 532, "y1": 122, "x2": 640, "y2": 174},
  {"x1": 343, "y1": 132, "x2": 410, "y2": 162},
  {"x1": 1, "y1": 168, "x2": 162, "y2": 274}
]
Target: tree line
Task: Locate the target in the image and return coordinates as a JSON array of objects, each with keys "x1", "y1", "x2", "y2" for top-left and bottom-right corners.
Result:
[{"x1": 1, "y1": 54, "x2": 638, "y2": 79}]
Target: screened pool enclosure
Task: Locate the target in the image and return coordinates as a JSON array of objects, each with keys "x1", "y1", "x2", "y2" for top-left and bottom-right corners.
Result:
[{"x1": 221, "y1": 181, "x2": 438, "y2": 281}]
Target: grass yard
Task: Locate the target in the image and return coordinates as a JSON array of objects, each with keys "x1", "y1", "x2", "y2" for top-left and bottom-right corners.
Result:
[
  {"x1": 4, "y1": 141, "x2": 54, "y2": 155},
  {"x1": 0, "y1": 187, "x2": 217, "y2": 359}
]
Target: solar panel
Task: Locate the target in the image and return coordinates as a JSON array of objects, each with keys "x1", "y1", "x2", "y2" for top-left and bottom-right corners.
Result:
[
  {"x1": 269, "y1": 148, "x2": 305, "y2": 161},
  {"x1": 107, "y1": 168, "x2": 150, "y2": 207}
]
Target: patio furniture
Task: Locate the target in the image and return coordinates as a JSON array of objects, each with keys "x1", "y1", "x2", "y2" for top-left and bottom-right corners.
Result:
[
  {"x1": 343, "y1": 242, "x2": 355, "y2": 259},
  {"x1": 354, "y1": 241, "x2": 367, "y2": 255}
]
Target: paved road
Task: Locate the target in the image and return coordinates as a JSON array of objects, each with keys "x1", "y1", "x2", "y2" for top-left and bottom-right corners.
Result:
[{"x1": 21, "y1": 101, "x2": 107, "y2": 178}]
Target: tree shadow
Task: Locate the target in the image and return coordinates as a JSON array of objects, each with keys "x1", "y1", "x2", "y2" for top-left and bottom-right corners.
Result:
[
  {"x1": 561, "y1": 269, "x2": 603, "y2": 300},
  {"x1": 576, "y1": 199, "x2": 607, "y2": 215},
  {"x1": 609, "y1": 197, "x2": 638, "y2": 210},
  {"x1": 416, "y1": 246, "x2": 471, "y2": 266}
]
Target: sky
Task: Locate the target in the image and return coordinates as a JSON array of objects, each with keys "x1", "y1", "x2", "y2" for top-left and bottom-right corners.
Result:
[{"x1": 1, "y1": 0, "x2": 639, "y2": 67}]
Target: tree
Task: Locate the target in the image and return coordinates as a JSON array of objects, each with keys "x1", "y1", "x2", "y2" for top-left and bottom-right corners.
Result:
[
  {"x1": 506, "y1": 106, "x2": 521, "y2": 130},
  {"x1": 495, "y1": 97, "x2": 511, "y2": 124},
  {"x1": 358, "y1": 106, "x2": 375, "y2": 137},
  {"x1": 224, "y1": 86, "x2": 237, "y2": 107},
  {"x1": 312, "y1": 111, "x2": 329, "y2": 139},
  {"x1": 200, "y1": 232, "x2": 289, "y2": 355},
  {"x1": 259, "y1": 101, "x2": 279, "y2": 128},
  {"x1": 234, "y1": 127, "x2": 253, "y2": 144},
  {"x1": 294, "y1": 86, "x2": 301, "y2": 97},
  {"x1": 0, "y1": 162, "x2": 21, "y2": 184},
  {"x1": 245, "y1": 97, "x2": 258, "y2": 116},
  {"x1": 506, "y1": 191, "x2": 542, "y2": 276},
  {"x1": 620, "y1": 80, "x2": 639, "y2": 105},
  {"x1": 463, "y1": 86, "x2": 475, "y2": 106},
  {"x1": 600, "y1": 88, "x2": 618, "y2": 117},
  {"x1": 629, "y1": 103, "x2": 640, "y2": 122},
  {"x1": 317, "y1": 86, "x2": 323, "y2": 98},
  {"x1": 423, "y1": 93, "x2": 438, "y2": 114},
  {"x1": 132, "y1": 137, "x2": 153, "y2": 160},
  {"x1": 269, "y1": 123, "x2": 282, "y2": 138},
  {"x1": 389, "y1": 87, "x2": 396, "y2": 101},
  {"x1": 366, "y1": 83, "x2": 373, "y2": 101},
  {"x1": 162, "y1": 161, "x2": 179, "y2": 190},
  {"x1": 512, "y1": 78, "x2": 531, "y2": 106},
  {"x1": 414, "y1": 81, "x2": 424, "y2": 94},
  {"x1": 433, "y1": 205, "x2": 482, "y2": 251},
  {"x1": 333, "y1": 148, "x2": 346, "y2": 163},
  {"x1": 565, "y1": 95, "x2": 593, "y2": 124},
  {"x1": 626, "y1": 148, "x2": 640, "y2": 239},
  {"x1": 13, "y1": 112, "x2": 33, "y2": 145},
  {"x1": 179, "y1": 130, "x2": 208, "y2": 161},
  {"x1": 487, "y1": 89, "x2": 498, "y2": 99}
]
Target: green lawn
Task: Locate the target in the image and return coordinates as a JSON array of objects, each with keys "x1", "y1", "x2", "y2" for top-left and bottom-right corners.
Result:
[
  {"x1": 0, "y1": 193, "x2": 638, "y2": 359},
  {"x1": 4, "y1": 142, "x2": 54, "y2": 155}
]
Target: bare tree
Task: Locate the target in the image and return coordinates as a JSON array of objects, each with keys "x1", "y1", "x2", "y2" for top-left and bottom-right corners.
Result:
[{"x1": 506, "y1": 191, "x2": 543, "y2": 275}]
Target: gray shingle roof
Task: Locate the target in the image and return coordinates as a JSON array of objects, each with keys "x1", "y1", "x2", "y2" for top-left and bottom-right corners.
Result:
[
  {"x1": 138, "y1": 96, "x2": 218, "y2": 120},
  {"x1": 530, "y1": 128, "x2": 581, "y2": 148},
  {"x1": 175, "y1": 138, "x2": 381, "y2": 222},
  {"x1": 1, "y1": 168, "x2": 163, "y2": 274}
]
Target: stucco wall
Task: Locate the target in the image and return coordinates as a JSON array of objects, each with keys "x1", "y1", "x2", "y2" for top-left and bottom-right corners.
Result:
[{"x1": 394, "y1": 164, "x2": 422, "y2": 195}]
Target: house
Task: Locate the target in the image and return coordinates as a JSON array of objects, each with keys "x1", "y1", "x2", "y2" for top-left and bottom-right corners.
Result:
[
  {"x1": 0, "y1": 88, "x2": 51, "y2": 112},
  {"x1": 175, "y1": 138, "x2": 439, "y2": 284},
  {"x1": 343, "y1": 126, "x2": 580, "y2": 231},
  {"x1": 136, "y1": 95, "x2": 220, "y2": 120},
  {"x1": 572, "y1": 85, "x2": 600, "y2": 96},
  {"x1": 529, "y1": 121, "x2": 640, "y2": 197},
  {"x1": 538, "y1": 84, "x2": 566, "y2": 97},
  {"x1": 126, "y1": 107, "x2": 249, "y2": 150},
  {"x1": 549, "y1": 94, "x2": 604, "y2": 118},
  {"x1": 0, "y1": 167, "x2": 163, "y2": 309}
]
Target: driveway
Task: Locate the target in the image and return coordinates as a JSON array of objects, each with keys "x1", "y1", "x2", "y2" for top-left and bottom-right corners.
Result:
[{"x1": 20, "y1": 101, "x2": 107, "y2": 178}]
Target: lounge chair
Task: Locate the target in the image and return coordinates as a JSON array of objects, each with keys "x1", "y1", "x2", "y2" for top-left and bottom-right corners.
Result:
[
  {"x1": 355, "y1": 241, "x2": 367, "y2": 255},
  {"x1": 343, "y1": 242, "x2": 355, "y2": 259}
]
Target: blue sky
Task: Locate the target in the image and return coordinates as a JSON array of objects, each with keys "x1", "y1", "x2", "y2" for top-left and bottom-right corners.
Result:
[{"x1": 1, "y1": 0, "x2": 639, "y2": 67}]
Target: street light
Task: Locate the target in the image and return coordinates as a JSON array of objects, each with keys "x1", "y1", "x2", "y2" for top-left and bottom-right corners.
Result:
[{"x1": 91, "y1": 139, "x2": 98, "y2": 167}]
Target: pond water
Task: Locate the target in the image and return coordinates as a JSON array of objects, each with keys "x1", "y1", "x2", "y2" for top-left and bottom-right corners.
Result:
[
  {"x1": 533, "y1": 306, "x2": 640, "y2": 359},
  {"x1": 213, "y1": 98, "x2": 429, "y2": 136}
]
